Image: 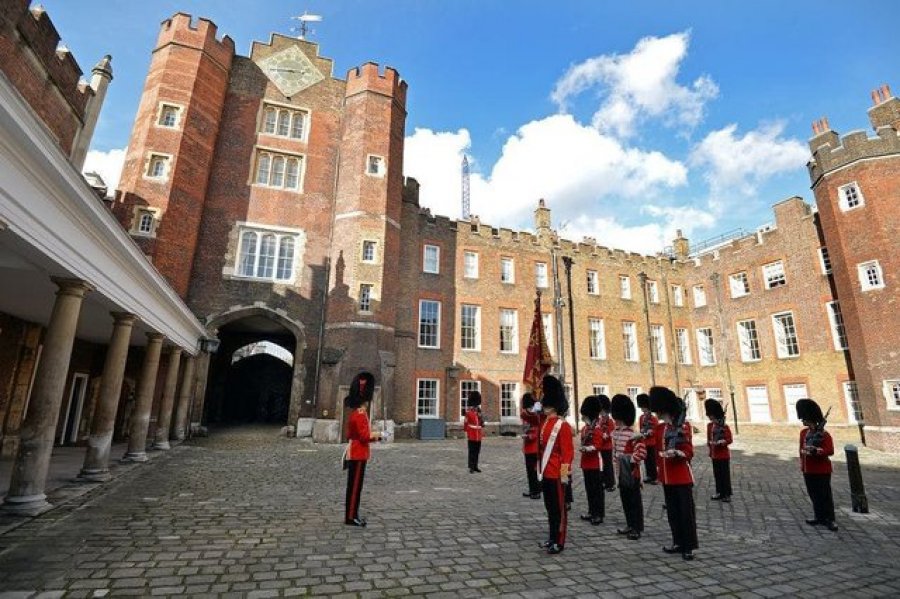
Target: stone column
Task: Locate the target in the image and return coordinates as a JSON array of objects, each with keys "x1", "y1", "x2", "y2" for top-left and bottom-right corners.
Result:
[
  {"x1": 171, "y1": 354, "x2": 195, "y2": 441},
  {"x1": 121, "y1": 333, "x2": 164, "y2": 462},
  {"x1": 188, "y1": 351, "x2": 210, "y2": 434},
  {"x1": 152, "y1": 347, "x2": 182, "y2": 450},
  {"x1": 2, "y1": 278, "x2": 92, "y2": 515},
  {"x1": 78, "y1": 312, "x2": 135, "y2": 481}
]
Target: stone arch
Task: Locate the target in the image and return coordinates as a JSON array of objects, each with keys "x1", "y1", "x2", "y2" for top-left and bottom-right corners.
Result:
[{"x1": 206, "y1": 303, "x2": 307, "y2": 425}]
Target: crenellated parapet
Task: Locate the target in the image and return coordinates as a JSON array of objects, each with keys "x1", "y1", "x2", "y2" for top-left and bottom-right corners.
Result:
[
  {"x1": 807, "y1": 85, "x2": 900, "y2": 185},
  {"x1": 156, "y1": 12, "x2": 234, "y2": 67},
  {"x1": 345, "y1": 62, "x2": 407, "y2": 107}
]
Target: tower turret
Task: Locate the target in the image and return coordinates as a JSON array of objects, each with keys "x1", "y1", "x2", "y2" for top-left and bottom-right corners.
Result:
[{"x1": 71, "y1": 54, "x2": 113, "y2": 170}]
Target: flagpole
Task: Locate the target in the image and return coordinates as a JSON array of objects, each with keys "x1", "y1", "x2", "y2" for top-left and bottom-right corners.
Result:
[
  {"x1": 551, "y1": 248, "x2": 566, "y2": 385},
  {"x1": 562, "y1": 256, "x2": 579, "y2": 430}
]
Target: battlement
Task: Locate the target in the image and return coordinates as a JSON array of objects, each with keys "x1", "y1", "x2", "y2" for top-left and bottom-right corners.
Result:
[
  {"x1": 2, "y1": 0, "x2": 94, "y2": 118},
  {"x1": 402, "y1": 177, "x2": 420, "y2": 205},
  {"x1": 807, "y1": 85, "x2": 900, "y2": 184},
  {"x1": 156, "y1": 13, "x2": 235, "y2": 67},
  {"x1": 345, "y1": 62, "x2": 407, "y2": 106}
]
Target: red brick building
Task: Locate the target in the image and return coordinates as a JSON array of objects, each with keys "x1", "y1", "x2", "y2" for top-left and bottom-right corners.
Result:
[{"x1": 108, "y1": 13, "x2": 896, "y2": 449}]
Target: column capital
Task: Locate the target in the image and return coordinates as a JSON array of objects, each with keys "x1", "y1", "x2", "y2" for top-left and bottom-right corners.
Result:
[
  {"x1": 50, "y1": 277, "x2": 93, "y2": 297},
  {"x1": 167, "y1": 346, "x2": 184, "y2": 356},
  {"x1": 110, "y1": 311, "x2": 137, "y2": 325},
  {"x1": 146, "y1": 332, "x2": 165, "y2": 343}
]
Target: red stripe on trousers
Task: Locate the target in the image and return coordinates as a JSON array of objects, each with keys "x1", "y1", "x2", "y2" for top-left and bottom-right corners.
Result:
[{"x1": 347, "y1": 462, "x2": 364, "y2": 520}]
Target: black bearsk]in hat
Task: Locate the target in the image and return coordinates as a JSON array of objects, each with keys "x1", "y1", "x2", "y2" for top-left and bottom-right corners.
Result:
[
  {"x1": 597, "y1": 394, "x2": 611, "y2": 414},
  {"x1": 705, "y1": 399, "x2": 725, "y2": 420},
  {"x1": 611, "y1": 394, "x2": 636, "y2": 426},
  {"x1": 649, "y1": 386, "x2": 681, "y2": 417},
  {"x1": 636, "y1": 393, "x2": 651, "y2": 410},
  {"x1": 580, "y1": 395, "x2": 601, "y2": 420},
  {"x1": 541, "y1": 375, "x2": 568, "y2": 416},
  {"x1": 795, "y1": 398, "x2": 824, "y2": 423},
  {"x1": 345, "y1": 371, "x2": 375, "y2": 409},
  {"x1": 467, "y1": 390, "x2": 482, "y2": 408},
  {"x1": 521, "y1": 392, "x2": 535, "y2": 411}
]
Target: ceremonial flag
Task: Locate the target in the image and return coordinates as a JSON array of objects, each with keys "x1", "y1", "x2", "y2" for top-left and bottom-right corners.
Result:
[{"x1": 522, "y1": 290, "x2": 553, "y2": 399}]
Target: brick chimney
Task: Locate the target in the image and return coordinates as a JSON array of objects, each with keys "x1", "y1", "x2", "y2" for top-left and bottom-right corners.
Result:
[
  {"x1": 672, "y1": 229, "x2": 689, "y2": 260},
  {"x1": 868, "y1": 84, "x2": 900, "y2": 131}
]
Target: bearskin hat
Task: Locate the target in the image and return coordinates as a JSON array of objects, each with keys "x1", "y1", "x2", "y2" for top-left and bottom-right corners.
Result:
[
  {"x1": 704, "y1": 398, "x2": 725, "y2": 420},
  {"x1": 636, "y1": 393, "x2": 651, "y2": 409},
  {"x1": 580, "y1": 395, "x2": 601, "y2": 420},
  {"x1": 611, "y1": 394, "x2": 636, "y2": 426},
  {"x1": 467, "y1": 390, "x2": 482, "y2": 408},
  {"x1": 649, "y1": 386, "x2": 682, "y2": 417},
  {"x1": 521, "y1": 392, "x2": 535, "y2": 410},
  {"x1": 597, "y1": 394, "x2": 611, "y2": 414},
  {"x1": 541, "y1": 375, "x2": 568, "y2": 416},
  {"x1": 345, "y1": 371, "x2": 375, "y2": 409},
  {"x1": 796, "y1": 398, "x2": 823, "y2": 423}
]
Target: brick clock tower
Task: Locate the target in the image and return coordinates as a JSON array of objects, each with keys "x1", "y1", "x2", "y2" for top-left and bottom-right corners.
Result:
[
  {"x1": 808, "y1": 85, "x2": 900, "y2": 451},
  {"x1": 114, "y1": 14, "x2": 408, "y2": 435}
]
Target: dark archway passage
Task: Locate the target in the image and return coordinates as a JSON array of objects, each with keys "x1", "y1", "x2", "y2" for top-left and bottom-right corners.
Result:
[{"x1": 221, "y1": 354, "x2": 291, "y2": 424}]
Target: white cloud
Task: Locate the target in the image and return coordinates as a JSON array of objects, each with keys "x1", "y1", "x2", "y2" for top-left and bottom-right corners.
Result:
[
  {"x1": 404, "y1": 114, "x2": 688, "y2": 235},
  {"x1": 690, "y1": 122, "x2": 808, "y2": 206},
  {"x1": 82, "y1": 148, "x2": 126, "y2": 197},
  {"x1": 551, "y1": 32, "x2": 718, "y2": 138}
]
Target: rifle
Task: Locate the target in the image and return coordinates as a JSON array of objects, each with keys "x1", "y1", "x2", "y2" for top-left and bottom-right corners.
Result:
[
  {"x1": 714, "y1": 405, "x2": 728, "y2": 443},
  {"x1": 805, "y1": 406, "x2": 832, "y2": 451},
  {"x1": 664, "y1": 394, "x2": 689, "y2": 451}
]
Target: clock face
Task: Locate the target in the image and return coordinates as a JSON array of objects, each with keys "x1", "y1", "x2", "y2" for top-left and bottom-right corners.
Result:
[{"x1": 257, "y1": 45, "x2": 324, "y2": 97}]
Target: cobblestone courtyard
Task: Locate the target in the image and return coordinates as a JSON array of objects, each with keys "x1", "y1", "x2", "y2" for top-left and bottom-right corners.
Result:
[{"x1": 1, "y1": 426, "x2": 900, "y2": 598}]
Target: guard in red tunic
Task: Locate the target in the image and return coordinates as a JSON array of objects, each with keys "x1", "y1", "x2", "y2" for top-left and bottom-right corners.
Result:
[
  {"x1": 537, "y1": 375, "x2": 574, "y2": 555},
  {"x1": 705, "y1": 399, "x2": 733, "y2": 502},
  {"x1": 651, "y1": 386, "x2": 698, "y2": 560},
  {"x1": 611, "y1": 394, "x2": 646, "y2": 540},
  {"x1": 596, "y1": 395, "x2": 616, "y2": 492},
  {"x1": 578, "y1": 395, "x2": 604, "y2": 525},
  {"x1": 344, "y1": 372, "x2": 382, "y2": 527},
  {"x1": 521, "y1": 393, "x2": 544, "y2": 498},
  {"x1": 796, "y1": 398, "x2": 838, "y2": 531},
  {"x1": 464, "y1": 391, "x2": 484, "y2": 473},
  {"x1": 636, "y1": 393, "x2": 659, "y2": 484}
]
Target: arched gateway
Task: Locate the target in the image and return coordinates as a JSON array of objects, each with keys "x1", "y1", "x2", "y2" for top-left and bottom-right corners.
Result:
[{"x1": 204, "y1": 305, "x2": 306, "y2": 427}]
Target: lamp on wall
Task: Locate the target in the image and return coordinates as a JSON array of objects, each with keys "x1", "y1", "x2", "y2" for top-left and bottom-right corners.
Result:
[{"x1": 200, "y1": 337, "x2": 221, "y2": 354}]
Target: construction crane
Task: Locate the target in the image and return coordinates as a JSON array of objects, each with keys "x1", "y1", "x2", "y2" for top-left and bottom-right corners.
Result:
[{"x1": 461, "y1": 154, "x2": 471, "y2": 220}]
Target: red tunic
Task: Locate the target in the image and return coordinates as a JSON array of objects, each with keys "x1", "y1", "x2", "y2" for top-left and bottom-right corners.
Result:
[
  {"x1": 799, "y1": 428, "x2": 834, "y2": 474},
  {"x1": 539, "y1": 415, "x2": 574, "y2": 479},
  {"x1": 346, "y1": 410, "x2": 371, "y2": 461},
  {"x1": 658, "y1": 422, "x2": 694, "y2": 485},
  {"x1": 706, "y1": 422, "x2": 733, "y2": 460},
  {"x1": 464, "y1": 408, "x2": 484, "y2": 442},
  {"x1": 638, "y1": 412, "x2": 659, "y2": 447},
  {"x1": 579, "y1": 419, "x2": 603, "y2": 470},
  {"x1": 521, "y1": 410, "x2": 543, "y2": 455},
  {"x1": 597, "y1": 414, "x2": 615, "y2": 451}
]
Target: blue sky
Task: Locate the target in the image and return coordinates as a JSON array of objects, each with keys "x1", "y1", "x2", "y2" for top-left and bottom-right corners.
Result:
[{"x1": 43, "y1": 0, "x2": 900, "y2": 253}]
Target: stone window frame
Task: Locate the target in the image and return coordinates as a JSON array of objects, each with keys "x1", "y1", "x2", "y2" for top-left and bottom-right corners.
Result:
[
  {"x1": 619, "y1": 275, "x2": 632, "y2": 300},
  {"x1": 838, "y1": 181, "x2": 865, "y2": 212},
  {"x1": 885, "y1": 380, "x2": 900, "y2": 411},
  {"x1": 647, "y1": 279, "x2": 660, "y2": 304},
  {"x1": 358, "y1": 283, "x2": 375, "y2": 314},
  {"x1": 459, "y1": 380, "x2": 481, "y2": 420},
  {"x1": 258, "y1": 100, "x2": 310, "y2": 143},
  {"x1": 729, "y1": 271, "x2": 750, "y2": 298},
  {"x1": 762, "y1": 260, "x2": 787, "y2": 289},
  {"x1": 143, "y1": 151, "x2": 172, "y2": 181},
  {"x1": 155, "y1": 101, "x2": 184, "y2": 129},
  {"x1": 250, "y1": 146, "x2": 306, "y2": 192},
  {"x1": 361, "y1": 240, "x2": 378, "y2": 264},
  {"x1": 130, "y1": 206, "x2": 161, "y2": 238},
  {"x1": 500, "y1": 256, "x2": 515, "y2": 284},
  {"x1": 416, "y1": 378, "x2": 440, "y2": 420},
  {"x1": 366, "y1": 154, "x2": 386, "y2": 178},
  {"x1": 223, "y1": 221, "x2": 305, "y2": 285},
  {"x1": 857, "y1": 260, "x2": 885, "y2": 291}
]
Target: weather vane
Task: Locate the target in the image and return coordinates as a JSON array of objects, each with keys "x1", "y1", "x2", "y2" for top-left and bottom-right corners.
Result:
[{"x1": 291, "y1": 11, "x2": 323, "y2": 40}]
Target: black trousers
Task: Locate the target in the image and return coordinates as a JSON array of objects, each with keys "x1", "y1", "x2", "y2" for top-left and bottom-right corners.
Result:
[
  {"x1": 804, "y1": 473, "x2": 835, "y2": 523},
  {"x1": 565, "y1": 479, "x2": 573, "y2": 505},
  {"x1": 600, "y1": 449, "x2": 615, "y2": 489},
  {"x1": 663, "y1": 484, "x2": 698, "y2": 551},
  {"x1": 525, "y1": 453, "x2": 540, "y2": 494},
  {"x1": 542, "y1": 477, "x2": 568, "y2": 546},
  {"x1": 467, "y1": 440, "x2": 481, "y2": 470},
  {"x1": 619, "y1": 484, "x2": 644, "y2": 532},
  {"x1": 644, "y1": 447, "x2": 658, "y2": 481},
  {"x1": 712, "y1": 459, "x2": 732, "y2": 497},
  {"x1": 345, "y1": 460, "x2": 367, "y2": 521},
  {"x1": 582, "y1": 468, "x2": 605, "y2": 518}
]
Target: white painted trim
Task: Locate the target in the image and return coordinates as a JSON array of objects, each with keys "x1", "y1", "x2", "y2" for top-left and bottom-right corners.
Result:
[
  {"x1": 415, "y1": 378, "x2": 441, "y2": 421},
  {"x1": 324, "y1": 322, "x2": 395, "y2": 332},
  {"x1": 863, "y1": 425, "x2": 900, "y2": 433},
  {"x1": 0, "y1": 72, "x2": 206, "y2": 353},
  {"x1": 334, "y1": 211, "x2": 401, "y2": 230}
]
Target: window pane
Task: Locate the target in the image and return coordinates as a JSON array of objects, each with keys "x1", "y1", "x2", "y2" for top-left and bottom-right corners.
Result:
[
  {"x1": 651, "y1": 324, "x2": 666, "y2": 363},
  {"x1": 424, "y1": 245, "x2": 439, "y2": 273},
  {"x1": 257, "y1": 234, "x2": 276, "y2": 278},
  {"x1": 263, "y1": 107, "x2": 277, "y2": 134},
  {"x1": 276, "y1": 236, "x2": 294, "y2": 280},
  {"x1": 827, "y1": 302, "x2": 848, "y2": 350},
  {"x1": 500, "y1": 309, "x2": 517, "y2": 352},
  {"x1": 285, "y1": 158, "x2": 300, "y2": 189},
  {"x1": 277, "y1": 110, "x2": 290, "y2": 135},
  {"x1": 239, "y1": 231, "x2": 257, "y2": 276},
  {"x1": 419, "y1": 300, "x2": 440, "y2": 348},
  {"x1": 501, "y1": 258, "x2": 514, "y2": 283},
  {"x1": 620, "y1": 276, "x2": 631, "y2": 299},
  {"x1": 271, "y1": 156, "x2": 285, "y2": 187},
  {"x1": 256, "y1": 154, "x2": 270, "y2": 185},
  {"x1": 773, "y1": 312, "x2": 799, "y2": 357},
  {"x1": 290, "y1": 112, "x2": 305, "y2": 138},
  {"x1": 676, "y1": 328, "x2": 691, "y2": 364},
  {"x1": 138, "y1": 213, "x2": 153, "y2": 233},
  {"x1": 589, "y1": 318, "x2": 605, "y2": 359},
  {"x1": 464, "y1": 252, "x2": 478, "y2": 278},
  {"x1": 501, "y1": 382, "x2": 518, "y2": 418},
  {"x1": 417, "y1": 379, "x2": 438, "y2": 418},
  {"x1": 623, "y1": 322, "x2": 637, "y2": 361},
  {"x1": 359, "y1": 284, "x2": 372, "y2": 312}
]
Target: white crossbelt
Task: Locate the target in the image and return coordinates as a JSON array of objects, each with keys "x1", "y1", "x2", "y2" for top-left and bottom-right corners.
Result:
[{"x1": 537, "y1": 418, "x2": 564, "y2": 482}]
